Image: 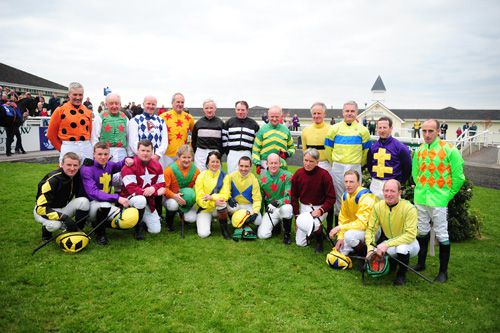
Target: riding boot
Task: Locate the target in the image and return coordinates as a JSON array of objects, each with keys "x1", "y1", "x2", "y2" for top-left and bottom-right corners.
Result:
[
  {"x1": 353, "y1": 242, "x2": 367, "y2": 257},
  {"x1": 93, "y1": 207, "x2": 110, "y2": 245},
  {"x1": 435, "y1": 242, "x2": 450, "y2": 283},
  {"x1": 272, "y1": 223, "x2": 282, "y2": 236},
  {"x1": 217, "y1": 207, "x2": 231, "y2": 240},
  {"x1": 165, "y1": 211, "x2": 176, "y2": 232},
  {"x1": 134, "y1": 208, "x2": 145, "y2": 240},
  {"x1": 155, "y1": 196, "x2": 163, "y2": 222},
  {"x1": 282, "y1": 218, "x2": 292, "y2": 245},
  {"x1": 393, "y1": 253, "x2": 410, "y2": 286},
  {"x1": 75, "y1": 209, "x2": 89, "y2": 230},
  {"x1": 41, "y1": 226, "x2": 52, "y2": 241},
  {"x1": 314, "y1": 230, "x2": 323, "y2": 253},
  {"x1": 413, "y1": 233, "x2": 430, "y2": 271},
  {"x1": 326, "y1": 208, "x2": 334, "y2": 235}
]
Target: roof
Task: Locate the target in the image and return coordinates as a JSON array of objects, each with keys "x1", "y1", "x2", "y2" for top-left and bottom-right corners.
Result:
[
  {"x1": 0, "y1": 63, "x2": 67, "y2": 90},
  {"x1": 185, "y1": 107, "x2": 344, "y2": 120},
  {"x1": 371, "y1": 75, "x2": 386, "y2": 91}
]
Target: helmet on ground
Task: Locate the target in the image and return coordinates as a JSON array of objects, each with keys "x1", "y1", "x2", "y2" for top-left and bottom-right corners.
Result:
[
  {"x1": 179, "y1": 188, "x2": 196, "y2": 213},
  {"x1": 366, "y1": 253, "x2": 390, "y2": 278},
  {"x1": 296, "y1": 213, "x2": 315, "y2": 237},
  {"x1": 241, "y1": 226, "x2": 257, "y2": 240},
  {"x1": 232, "y1": 209, "x2": 251, "y2": 228},
  {"x1": 326, "y1": 248, "x2": 352, "y2": 270},
  {"x1": 111, "y1": 208, "x2": 139, "y2": 229},
  {"x1": 56, "y1": 231, "x2": 90, "y2": 253}
]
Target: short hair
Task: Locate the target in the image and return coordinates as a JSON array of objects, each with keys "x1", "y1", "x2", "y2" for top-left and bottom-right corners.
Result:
[
  {"x1": 303, "y1": 148, "x2": 320, "y2": 161},
  {"x1": 383, "y1": 179, "x2": 401, "y2": 191},
  {"x1": 62, "y1": 152, "x2": 81, "y2": 164},
  {"x1": 310, "y1": 102, "x2": 327, "y2": 113},
  {"x1": 171, "y1": 92, "x2": 184, "y2": 103},
  {"x1": 425, "y1": 119, "x2": 440, "y2": 130},
  {"x1": 344, "y1": 169, "x2": 360, "y2": 182},
  {"x1": 238, "y1": 156, "x2": 252, "y2": 165},
  {"x1": 377, "y1": 116, "x2": 393, "y2": 127},
  {"x1": 203, "y1": 99, "x2": 216, "y2": 108},
  {"x1": 93, "y1": 142, "x2": 110, "y2": 152},
  {"x1": 177, "y1": 144, "x2": 193, "y2": 157},
  {"x1": 343, "y1": 100, "x2": 358, "y2": 111},
  {"x1": 235, "y1": 100, "x2": 249, "y2": 110},
  {"x1": 68, "y1": 82, "x2": 84, "y2": 92},
  {"x1": 205, "y1": 150, "x2": 222, "y2": 167},
  {"x1": 137, "y1": 139, "x2": 153, "y2": 149},
  {"x1": 105, "y1": 93, "x2": 121, "y2": 103}
]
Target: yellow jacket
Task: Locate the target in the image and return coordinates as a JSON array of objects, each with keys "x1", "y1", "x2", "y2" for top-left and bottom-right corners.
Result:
[
  {"x1": 338, "y1": 186, "x2": 376, "y2": 240},
  {"x1": 365, "y1": 199, "x2": 418, "y2": 252},
  {"x1": 324, "y1": 121, "x2": 371, "y2": 165},
  {"x1": 301, "y1": 121, "x2": 332, "y2": 162},
  {"x1": 227, "y1": 171, "x2": 262, "y2": 213},
  {"x1": 195, "y1": 169, "x2": 230, "y2": 211}
]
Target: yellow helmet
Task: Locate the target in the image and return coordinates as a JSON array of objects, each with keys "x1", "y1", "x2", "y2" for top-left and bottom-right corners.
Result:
[
  {"x1": 326, "y1": 248, "x2": 353, "y2": 270},
  {"x1": 111, "y1": 208, "x2": 139, "y2": 229},
  {"x1": 231, "y1": 209, "x2": 251, "y2": 228},
  {"x1": 56, "y1": 232, "x2": 90, "y2": 254}
]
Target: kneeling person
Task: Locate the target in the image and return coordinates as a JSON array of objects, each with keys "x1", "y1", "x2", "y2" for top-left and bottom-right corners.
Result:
[
  {"x1": 120, "y1": 140, "x2": 166, "y2": 240},
  {"x1": 329, "y1": 170, "x2": 376, "y2": 256},
  {"x1": 258, "y1": 153, "x2": 293, "y2": 243},
  {"x1": 162, "y1": 145, "x2": 200, "y2": 231},
  {"x1": 34, "y1": 152, "x2": 90, "y2": 240},
  {"x1": 365, "y1": 180, "x2": 419, "y2": 285}
]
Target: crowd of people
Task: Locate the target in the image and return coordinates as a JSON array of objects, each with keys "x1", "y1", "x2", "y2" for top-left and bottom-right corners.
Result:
[{"x1": 32, "y1": 82, "x2": 465, "y2": 286}]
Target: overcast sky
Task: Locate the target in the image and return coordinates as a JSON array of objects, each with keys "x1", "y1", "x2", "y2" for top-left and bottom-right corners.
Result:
[{"x1": 2, "y1": 0, "x2": 500, "y2": 109}]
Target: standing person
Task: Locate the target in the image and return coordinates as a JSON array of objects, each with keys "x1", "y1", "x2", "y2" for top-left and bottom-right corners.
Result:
[
  {"x1": 456, "y1": 127, "x2": 462, "y2": 138},
  {"x1": 162, "y1": 145, "x2": 200, "y2": 232},
  {"x1": 48, "y1": 93, "x2": 60, "y2": 113},
  {"x1": 324, "y1": 101, "x2": 371, "y2": 215},
  {"x1": 191, "y1": 99, "x2": 224, "y2": 172},
  {"x1": 47, "y1": 82, "x2": 93, "y2": 163},
  {"x1": 34, "y1": 152, "x2": 90, "y2": 241},
  {"x1": 258, "y1": 153, "x2": 293, "y2": 243},
  {"x1": 366, "y1": 117, "x2": 412, "y2": 200},
  {"x1": 80, "y1": 142, "x2": 134, "y2": 245},
  {"x1": 328, "y1": 170, "x2": 376, "y2": 256},
  {"x1": 301, "y1": 102, "x2": 334, "y2": 232},
  {"x1": 440, "y1": 121, "x2": 449, "y2": 140},
  {"x1": 368, "y1": 119, "x2": 376, "y2": 135},
  {"x1": 121, "y1": 140, "x2": 166, "y2": 240},
  {"x1": 194, "y1": 151, "x2": 231, "y2": 239},
  {"x1": 252, "y1": 105, "x2": 295, "y2": 173},
  {"x1": 412, "y1": 119, "x2": 465, "y2": 283},
  {"x1": 160, "y1": 92, "x2": 195, "y2": 166},
  {"x1": 365, "y1": 179, "x2": 420, "y2": 286},
  {"x1": 469, "y1": 122, "x2": 477, "y2": 138},
  {"x1": 223, "y1": 100, "x2": 260, "y2": 174},
  {"x1": 226, "y1": 156, "x2": 262, "y2": 227},
  {"x1": 412, "y1": 119, "x2": 421, "y2": 138},
  {"x1": 83, "y1": 97, "x2": 93, "y2": 109},
  {"x1": 292, "y1": 149, "x2": 335, "y2": 252},
  {"x1": 292, "y1": 114, "x2": 300, "y2": 131}
]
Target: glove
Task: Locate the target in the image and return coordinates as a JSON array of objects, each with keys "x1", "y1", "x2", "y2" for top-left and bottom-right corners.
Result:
[
  {"x1": 256, "y1": 165, "x2": 262, "y2": 175},
  {"x1": 83, "y1": 158, "x2": 94, "y2": 166},
  {"x1": 247, "y1": 213, "x2": 258, "y2": 224},
  {"x1": 267, "y1": 203, "x2": 278, "y2": 214},
  {"x1": 270, "y1": 200, "x2": 279, "y2": 207},
  {"x1": 60, "y1": 214, "x2": 78, "y2": 232},
  {"x1": 278, "y1": 150, "x2": 289, "y2": 159},
  {"x1": 228, "y1": 197, "x2": 237, "y2": 208}
]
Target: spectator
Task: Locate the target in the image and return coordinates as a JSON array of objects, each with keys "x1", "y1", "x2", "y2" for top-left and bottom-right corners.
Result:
[
  {"x1": 48, "y1": 93, "x2": 60, "y2": 113},
  {"x1": 83, "y1": 97, "x2": 93, "y2": 109},
  {"x1": 440, "y1": 121, "x2": 449, "y2": 140},
  {"x1": 292, "y1": 114, "x2": 300, "y2": 131}
]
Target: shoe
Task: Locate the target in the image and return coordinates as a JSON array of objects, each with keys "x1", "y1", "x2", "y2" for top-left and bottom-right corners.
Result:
[
  {"x1": 134, "y1": 222, "x2": 145, "y2": 240},
  {"x1": 393, "y1": 275, "x2": 406, "y2": 286},
  {"x1": 166, "y1": 212, "x2": 176, "y2": 232},
  {"x1": 219, "y1": 221, "x2": 231, "y2": 240},
  {"x1": 283, "y1": 232, "x2": 292, "y2": 245},
  {"x1": 434, "y1": 271, "x2": 448, "y2": 283},
  {"x1": 96, "y1": 233, "x2": 109, "y2": 245},
  {"x1": 6, "y1": 152, "x2": 11, "y2": 157}
]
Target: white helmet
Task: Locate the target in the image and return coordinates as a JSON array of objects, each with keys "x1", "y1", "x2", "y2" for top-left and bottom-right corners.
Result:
[{"x1": 296, "y1": 213, "x2": 316, "y2": 237}]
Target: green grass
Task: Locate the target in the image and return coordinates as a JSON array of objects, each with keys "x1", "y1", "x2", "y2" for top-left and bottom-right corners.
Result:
[{"x1": 0, "y1": 163, "x2": 499, "y2": 332}]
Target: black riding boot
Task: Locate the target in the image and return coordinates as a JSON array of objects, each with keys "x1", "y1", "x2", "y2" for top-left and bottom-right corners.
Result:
[
  {"x1": 435, "y1": 242, "x2": 450, "y2": 283},
  {"x1": 134, "y1": 208, "x2": 145, "y2": 240},
  {"x1": 414, "y1": 233, "x2": 430, "y2": 271},
  {"x1": 75, "y1": 209, "x2": 89, "y2": 230},
  {"x1": 393, "y1": 253, "x2": 410, "y2": 286},
  {"x1": 282, "y1": 218, "x2": 292, "y2": 245},
  {"x1": 93, "y1": 207, "x2": 110, "y2": 245},
  {"x1": 165, "y1": 211, "x2": 176, "y2": 232},
  {"x1": 314, "y1": 230, "x2": 324, "y2": 253},
  {"x1": 41, "y1": 226, "x2": 52, "y2": 241},
  {"x1": 326, "y1": 208, "x2": 334, "y2": 235},
  {"x1": 217, "y1": 207, "x2": 231, "y2": 240}
]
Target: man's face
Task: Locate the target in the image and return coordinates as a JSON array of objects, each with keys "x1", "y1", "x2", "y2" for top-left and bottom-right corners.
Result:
[
  {"x1": 238, "y1": 159, "x2": 251, "y2": 177},
  {"x1": 69, "y1": 88, "x2": 84, "y2": 107},
  {"x1": 267, "y1": 155, "x2": 280, "y2": 175},
  {"x1": 342, "y1": 103, "x2": 357, "y2": 124},
  {"x1": 383, "y1": 181, "x2": 401, "y2": 206},
  {"x1": 178, "y1": 151, "x2": 192, "y2": 169},
  {"x1": 235, "y1": 103, "x2": 248, "y2": 120},
  {"x1": 422, "y1": 120, "x2": 440, "y2": 144},
  {"x1": 61, "y1": 158, "x2": 80, "y2": 178},
  {"x1": 94, "y1": 147, "x2": 110, "y2": 166},
  {"x1": 143, "y1": 97, "x2": 157, "y2": 115},
  {"x1": 172, "y1": 95, "x2": 185, "y2": 114},
  {"x1": 203, "y1": 102, "x2": 216, "y2": 119},
  {"x1": 377, "y1": 120, "x2": 392, "y2": 139},
  {"x1": 311, "y1": 105, "x2": 325, "y2": 124},
  {"x1": 268, "y1": 108, "x2": 281, "y2": 126},
  {"x1": 303, "y1": 154, "x2": 318, "y2": 171},
  {"x1": 344, "y1": 174, "x2": 359, "y2": 195},
  {"x1": 105, "y1": 96, "x2": 121, "y2": 115},
  {"x1": 137, "y1": 144, "x2": 153, "y2": 162}
]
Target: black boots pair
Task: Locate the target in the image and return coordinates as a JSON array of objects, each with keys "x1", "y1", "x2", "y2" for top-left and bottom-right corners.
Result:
[{"x1": 414, "y1": 233, "x2": 450, "y2": 283}]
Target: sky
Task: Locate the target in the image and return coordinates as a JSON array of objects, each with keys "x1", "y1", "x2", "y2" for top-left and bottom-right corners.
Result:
[{"x1": 2, "y1": 0, "x2": 500, "y2": 110}]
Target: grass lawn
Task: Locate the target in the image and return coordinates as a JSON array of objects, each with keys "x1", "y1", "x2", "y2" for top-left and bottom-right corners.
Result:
[{"x1": 0, "y1": 162, "x2": 498, "y2": 332}]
